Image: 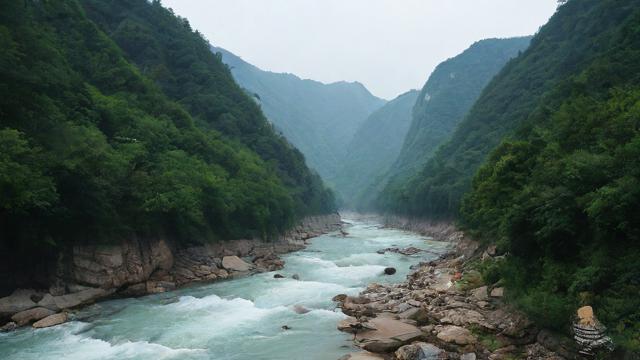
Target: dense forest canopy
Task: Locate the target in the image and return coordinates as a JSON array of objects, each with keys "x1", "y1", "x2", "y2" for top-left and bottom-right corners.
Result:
[
  {"x1": 0, "y1": 0, "x2": 335, "y2": 284},
  {"x1": 370, "y1": 0, "x2": 640, "y2": 351},
  {"x1": 460, "y1": 0, "x2": 640, "y2": 350},
  {"x1": 81, "y1": 0, "x2": 335, "y2": 219}
]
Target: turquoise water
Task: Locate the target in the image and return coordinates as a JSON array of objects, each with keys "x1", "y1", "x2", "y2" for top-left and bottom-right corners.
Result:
[{"x1": 0, "y1": 219, "x2": 449, "y2": 360}]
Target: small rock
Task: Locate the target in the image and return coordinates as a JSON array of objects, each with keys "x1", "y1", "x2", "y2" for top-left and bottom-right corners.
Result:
[
  {"x1": 0, "y1": 322, "x2": 17, "y2": 332},
  {"x1": 333, "y1": 294, "x2": 348, "y2": 302},
  {"x1": 33, "y1": 313, "x2": 68, "y2": 328},
  {"x1": 384, "y1": 267, "x2": 397, "y2": 275},
  {"x1": 293, "y1": 305, "x2": 310, "y2": 314},
  {"x1": 461, "y1": 353, "x2": 477, "y2": 360},
  {"x1": 273, "y1": 274, "x2": 285, "y2": 279},
  {"x1": 490, "y1": 287, "x2": 504, "y2": 297},
  {"x1": 292, "y1": 274, "x2": 300, "y2": 280},
  {"x1": 396, "y1": 342, "x2": 446, "y2": 360},
  {"x1": 281, "y1": 325, "x2": 291, "y2": 330}
]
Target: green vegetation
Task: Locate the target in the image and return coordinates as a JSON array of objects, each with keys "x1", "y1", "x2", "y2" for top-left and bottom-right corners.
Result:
[
  {"x1": 82, "y1": 0, "x2": 335, "y2": 219},
  {"x1": 370, "y1": 0, "x2": 640, "y2": 352},
  {"x1": 374, "y1": 37, "x2": 531, "y2": 213},
  {"x1": 0, "y1": 0, "x2": 335, "y2": 282},
  {"x1": 212, "y1": 47, "x2": 386, "y2": 182}
]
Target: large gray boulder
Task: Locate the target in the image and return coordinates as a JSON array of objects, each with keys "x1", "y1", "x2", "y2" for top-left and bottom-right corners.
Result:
[
  {"x1": 11, "y1": 307, "x2": 56, "y2": 326},
  {"x1": 0, "y1": 289, "x2": 38, "y2": 318},
  {"x1": 52, "y1": 288, "x2": 113, "y2": 309},
  {"x1": 221, "y1": 256, "x2": 252, "y2": 272},
  {"x1": 33, "y1": 313, "x2": 68, "y2": 328}
]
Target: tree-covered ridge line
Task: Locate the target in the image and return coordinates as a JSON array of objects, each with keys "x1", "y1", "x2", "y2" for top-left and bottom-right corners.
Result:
[
  {"x1": 0, "y1": 0, "x2": 335, "y2": 279},
  {"x1": 373, "y1": 37, "x2": 532, "y2": 214},
  {"x1": 373, "y1": 0, "x2": 640, "y2": 352},
  {"x1": 460, "y1": 0, "x2": 640, "y2": 351},
  {"x1": 81, "y1": 0, "x2": 335, "y2": 219}
]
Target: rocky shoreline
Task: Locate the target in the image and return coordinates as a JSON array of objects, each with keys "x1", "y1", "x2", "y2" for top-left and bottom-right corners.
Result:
[
  {"x1": 0, "y1": 214, "x2": 342, "y2": 331},
  {"x1": 334, "y1": 219, "x2": 577, "y2": 360}
]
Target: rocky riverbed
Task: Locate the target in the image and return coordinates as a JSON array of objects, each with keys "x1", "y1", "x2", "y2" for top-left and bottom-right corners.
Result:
[
  {"x1": 0, "y1": 214, "x2": 341, "y2": 331},
  {"x1": 334, "y1": 219, "x2": 577, "y2": 360}
]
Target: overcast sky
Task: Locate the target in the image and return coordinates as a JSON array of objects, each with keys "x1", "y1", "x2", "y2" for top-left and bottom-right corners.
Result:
[{"x1": 162, "y1": 0, "x2": 558, "y2": 99}]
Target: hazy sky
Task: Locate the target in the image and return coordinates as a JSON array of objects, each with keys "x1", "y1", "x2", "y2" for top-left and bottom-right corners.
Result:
[{"x1": 162, "y1": 0, "x2": 558, "y2": 99}]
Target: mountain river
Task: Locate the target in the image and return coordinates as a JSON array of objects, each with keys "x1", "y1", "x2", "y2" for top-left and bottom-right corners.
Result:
[{"x1": 0, "y1": 218, "x2": 450, "y2": 360}]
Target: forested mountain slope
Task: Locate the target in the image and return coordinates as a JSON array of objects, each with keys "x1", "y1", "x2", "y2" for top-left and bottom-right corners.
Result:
[
  {"x1": 332, "y1": 90, "x2": 419, "y2": 207},
  {"x1": 375, "y1": 37, "x2": 531, "y2": 212},
  {"x1": 82, "y1": 0, "x2": 335, "y2": 218},
  {"x1": 377, "y1": 0, "x2": 640, "y2": 219},
  {"x1": 0, "y1": 0, "x2": 334, "y2": 286},
  {"x1": 460, "y1": 0, "x2": 640, "y2": 350},
  {"x1": 211, "y1": 46, "x2": 386, "y2": 181}
]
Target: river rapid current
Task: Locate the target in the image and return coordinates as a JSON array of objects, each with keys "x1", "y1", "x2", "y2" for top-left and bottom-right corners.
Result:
[{"x1": 0, "y1": 218, "x2": 450, "y2": 360}]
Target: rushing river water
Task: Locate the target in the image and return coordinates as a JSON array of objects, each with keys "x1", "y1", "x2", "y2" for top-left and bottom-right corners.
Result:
[{"x1": 0, "y1": 218, "x2": 449, "y2": 360}]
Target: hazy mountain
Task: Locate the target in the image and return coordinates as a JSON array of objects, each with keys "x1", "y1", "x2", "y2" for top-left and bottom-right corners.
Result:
[
  {"x1": 332, "y1": 90, "x2": 419, "y2": 207},
  {"x1": 212, "y1": 46, "x2": 386, "y2": 181}
]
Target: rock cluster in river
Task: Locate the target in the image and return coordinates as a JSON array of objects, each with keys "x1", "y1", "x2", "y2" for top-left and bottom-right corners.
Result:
[
  {"x1": 336, "y1": 234, "x2": 575, "y2": 360},
  {"x1": 0, "y1": 214, "x2": 341, "y2": 330}
]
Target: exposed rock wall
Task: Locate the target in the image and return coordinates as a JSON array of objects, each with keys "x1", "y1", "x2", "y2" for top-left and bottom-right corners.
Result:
[{"x1": 0, "y1": 214, "x2": 341, "y2": 327}]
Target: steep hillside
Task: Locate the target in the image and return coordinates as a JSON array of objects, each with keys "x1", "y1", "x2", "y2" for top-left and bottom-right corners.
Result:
[
  {"x1": 0, "y1": 0, "x2": 334, "y2": 289},
  {"x1": 211, "y1": 46, "x2": 386, "y2": 181},
  {"x1": 82, "y1": 0, "x2": 335, "y2": 218},
  {"x1": 333, "y1": 90, "x2": 419, "y2": 207},
  {"x1": 461, "y1": 0, "x2": 640, "y2": 350},
  {"x1": 378, "y1": 0, "x2": 640, "y2": 219},
  {"x1": 375, "y1": 37, "x2": 531, "y2": 212}
]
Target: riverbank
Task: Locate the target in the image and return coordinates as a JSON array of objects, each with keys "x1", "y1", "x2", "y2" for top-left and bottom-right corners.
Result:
[
  {"x1": 335, "y1": 219, "x2": 574, "y2": 360},
  {"x1": 0, "y1": 218, "x2": 451, "y2": 359},
  {"x1": 0, "y1": 214, "x2": 341, "y2": 331}
]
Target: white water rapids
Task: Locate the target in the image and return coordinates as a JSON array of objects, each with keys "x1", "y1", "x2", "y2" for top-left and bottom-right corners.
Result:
[{"x1": 0, "y1": 218, "x2": 450, "y2": 360}]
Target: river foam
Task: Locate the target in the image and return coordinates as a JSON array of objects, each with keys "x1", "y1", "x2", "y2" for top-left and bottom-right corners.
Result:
[{"x1": 0, "y1": 218, "x2": 449, "y2": 360}]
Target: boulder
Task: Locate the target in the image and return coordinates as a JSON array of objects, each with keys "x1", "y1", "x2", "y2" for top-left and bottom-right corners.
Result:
[
  {"x1": 460, "y1": 353, "x2": 477, "y2": 360},
  {"x1": 338, "y1": 316, "x2": 361, "y2": 333},
  {"x1": 490, "y1": 287, "x2": 504, "y2": 298},
  {"x1": 11, "y1": 307, "x2": 56, "y2": 326},
  {"x1": 273, "y1": 274, "x2": 285, "y2": 279},
  {"x1": 436, "y1": 325, "x2": 477, "y2": 345},
  {"x1": 0, "y1": 289, "x2": 38, "y2": 317},
  {"x1": 221, "y1": 256, "x2": 252, "y2": 272},
  {"x1": 471, "y1": 286, "x2": 489, "y2": 301},
  {"x1": 395, "y1": 342, "x2": 445, "y2": 360},
  {"x1": 53, "y1": 287, "x2": 112, "y2": 309},
  {"x1": 32, "y1": 312, "x2": 68, "y2": 328},
  {"x1": 356, "y1": 317, "x2": 423, "y2": 353},
  {"x1": 36, "y1": 294, "x2": 60, "y2": 311},
  {"x1": 292, "y1": 274, "x2": 300, "y2": 280},
  {"x1": 384, "y1": 267, "x2": 397, "y2": 275}
]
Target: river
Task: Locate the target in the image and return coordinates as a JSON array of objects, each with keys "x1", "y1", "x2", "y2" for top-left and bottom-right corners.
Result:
[{"x1": 0, "y1": 218, "x2": 450, "y2": 360}]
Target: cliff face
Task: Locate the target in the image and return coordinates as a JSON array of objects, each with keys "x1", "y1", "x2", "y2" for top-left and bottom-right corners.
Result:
[{"x1": 0, "y1": 214, "x2": 341, "y2": 324}]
